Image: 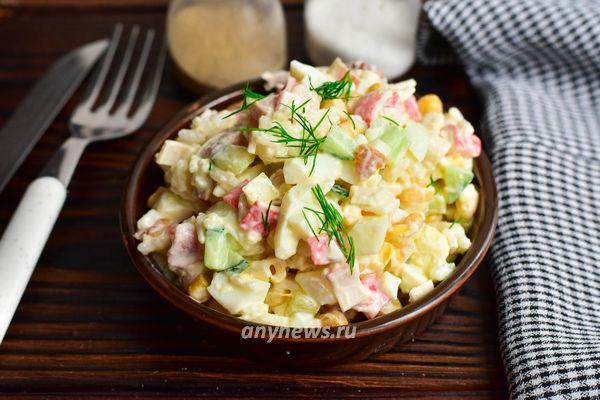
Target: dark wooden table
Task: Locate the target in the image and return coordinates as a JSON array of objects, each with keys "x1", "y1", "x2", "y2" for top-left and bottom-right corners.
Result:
[{"x1": 0, "y1": 1, "x2": 507, "y2": 398}]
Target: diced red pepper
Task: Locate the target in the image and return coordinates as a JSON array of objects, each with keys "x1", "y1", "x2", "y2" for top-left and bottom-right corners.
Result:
[
  {"x1": 450, "y1": 124, "x2": 482, "y2": 157},
  {"x1": 335, "y1": 67, "x2": 361, "y2": 85},
  {"x1": 403, "y1": 95, "x2": 422, "y2": 121},
  {"x1": 307, "y1": 233, "x2": 332, "y2": 266},
  {"x1": 223, "y1": 180, "x2": 249, "y2": 209},
  {"x1": 353, "y1": 92, "x2": 383, "y2": 124},
  {"x1": 353, "y1": 274, "x2": 390, "y2": 319},
  {"x1": 354, "y1": 144, "x2": 386, "y2": 180},
  {"x1": 384, "y1": 91, "x2": 401, "y2": 108},
  {"x1": 240, "y1": 201, "x2": 280, "y2": 236},
  {"x1": 306, "y1": 233, "x2": 344, "y2": 266}
]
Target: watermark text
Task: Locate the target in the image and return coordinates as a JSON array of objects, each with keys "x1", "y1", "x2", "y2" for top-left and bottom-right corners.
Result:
[{"x1": 241, "y1": 325, "x2": 356, "y2": 342}]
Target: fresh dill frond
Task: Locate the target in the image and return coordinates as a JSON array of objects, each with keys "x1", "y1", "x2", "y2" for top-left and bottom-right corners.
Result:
[
  {"x1": 427, "y1": 174, "x2": 436, "y2": 187},
  {"x1": 288, "y1": 98, "x2": 311, "y2": 124},
  {"x1": 223, "y1": 82, "x2": 266, "y2": 119},
  {"x1": 311, "y1": 71, "x2": 353, "y2": 102},
  {"x1": 261, "y1": 200, "x2": 273, "y2": 233},
  {"x1": 302, "y1": 208, "x2": 320, "y2": 238},
  {"x1": 383, "y1": 116, "x2": 400, "y2": 126},
  {"x1": 449, "y1": 219, "x2": 466, "y2": 229},
  {"x1": 304, "y1": 184, "x2": 356, "y2": 272},
  {"x1": 426, "y1": 174, "x2": 439, "y2": 194},
  {"x1": 343, "y1": 111, "x2": 356, "y2": 130},
  {"x1": 279, "y1": 100, "x2": 331, "y2": 175},
  {"x1": 331, "y1": 184, "x2": 350, "y2": 198},
  {"x1": 238, "y1": 99, "x2": 329, "y2": 175}
]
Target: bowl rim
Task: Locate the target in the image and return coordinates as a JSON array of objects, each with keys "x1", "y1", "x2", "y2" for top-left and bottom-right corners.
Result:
[{"x1": 120, "y1": 80, "x2": 499, "y2": 342}]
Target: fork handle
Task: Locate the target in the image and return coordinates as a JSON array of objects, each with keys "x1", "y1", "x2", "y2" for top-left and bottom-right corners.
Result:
[{"x1": 0, "y1": 177, "x2": 66, "y2": 343}]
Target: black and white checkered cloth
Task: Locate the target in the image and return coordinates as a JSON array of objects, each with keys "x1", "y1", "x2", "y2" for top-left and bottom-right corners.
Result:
[{"x1": 418, "y1": 0, "x2": 600, "y2": 398}]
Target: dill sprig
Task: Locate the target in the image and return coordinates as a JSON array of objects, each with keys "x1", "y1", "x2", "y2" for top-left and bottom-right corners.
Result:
[
  {"x1": 449, "y1": 219, "x2": 466, "y2": 229},
  {"x1": 239, "y1": 101, "x2": 329, "y2": 176},
  {"x1": 383, "y1": 116, "x2": 400, "y2": 126},
  {"x1": 223, "y1": 82, "x2": 266, "y2": 119},
  {"x1": 427, "y1": 174, "x2": 440, "y2": 194},
  {"x1": 261, "y1": 200, "x2": 273, "y2": 233},
  {"x1": 343, "y1": 111, "x2": 356, "y2": 130},
  {"x1": 288, "y1": 98, "x2": 311, "y2": 123},
  {"x1": 303, "y1": 184, "x2": 356, "y2": 272},
  {"x1": 311, "y1": 71, "x2": 353, "y2": 102},
  {"x1": 331, "y1": 184, "x2": 349, "y2": 198},
  {"x1": 427, "y1": 174, "x2": 435, "y2": 187},
  {"x1": 279, "y1": 100, "x2": 330, "y2": 174}
]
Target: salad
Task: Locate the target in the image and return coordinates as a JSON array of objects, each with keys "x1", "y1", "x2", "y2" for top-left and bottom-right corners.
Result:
[{"x1": 135, "y1": 58, "x2": 481, "y2": 328}]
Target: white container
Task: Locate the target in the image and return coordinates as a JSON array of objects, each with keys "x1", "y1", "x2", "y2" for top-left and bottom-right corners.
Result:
[
  {"x1": 304, "y1": 0, "x2": 421, "y2": 79},
  {"x1": 167, "y1": 0, "x2": 287, "y2": 90}
]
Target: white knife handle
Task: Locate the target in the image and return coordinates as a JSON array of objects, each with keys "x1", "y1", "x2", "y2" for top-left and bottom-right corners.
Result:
[{"x1": 0, "y1": 176, "x2": 66, "y2": 343}]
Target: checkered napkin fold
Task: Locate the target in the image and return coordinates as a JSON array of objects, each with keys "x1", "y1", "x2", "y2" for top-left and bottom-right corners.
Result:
[{"x1": 418, "y1": 0, "x2": 600, "y2": 398}]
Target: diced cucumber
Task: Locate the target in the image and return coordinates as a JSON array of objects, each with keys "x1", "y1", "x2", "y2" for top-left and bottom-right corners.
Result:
[
  {"x1": 443, "y1": 166, "x2": 474, "y2": 204},
  {"x1": 204, "y1": 228, "x2": 249, "y2": 272},
  {"x1": 405, "y1": 121, "x2": 431, "y2": 161},
  {"x1": 321, "y1": 126, "x2": 357, "y2": 160},
  {"x1": 204, "y1": 228, "x2": 229, "y2": 270},
  {"x1": 378, "y1": 124, "x2": 410, "y2": 163},
  {"x1": 223, "y1": 258, "x2": 250, "y2": 274},
  {"x1": 212, "y1": 144, "x2": 255, "y2": 175}
]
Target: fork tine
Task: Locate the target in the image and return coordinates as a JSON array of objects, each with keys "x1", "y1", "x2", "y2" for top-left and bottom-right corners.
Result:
[
  {"x1": 98, "y1": 25, "x2": 140, "y2": 113},
  {"x1": 68, "y1": 27, "x2": 164, "y2": 141},
  {"x1": 126, "y1": 36, "x2": 166, "y2": 132},
  {"x1": 79, "y1": 24, "x2": 123, "y2": 108},
  {"x1": 114, "y1": 29, "x2": 155, "y2": 117}
]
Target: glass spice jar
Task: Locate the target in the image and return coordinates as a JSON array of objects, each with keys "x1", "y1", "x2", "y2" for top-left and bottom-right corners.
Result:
[{"x1": 167, "y1": 0, "x2": 287, "y2": 92}]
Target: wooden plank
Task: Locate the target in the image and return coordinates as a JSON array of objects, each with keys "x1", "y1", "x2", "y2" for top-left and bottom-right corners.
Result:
[
  {"x1": 0, "y1": 4, "x2": 507, "y2": 399},
  {"x1": 0, "y1": 0, "x2": 304, "y2": 12}
]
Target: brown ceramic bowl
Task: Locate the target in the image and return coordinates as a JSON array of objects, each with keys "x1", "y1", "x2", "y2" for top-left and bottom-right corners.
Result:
[{"x1": 120, "y1": 80, "x2": 498, "y2": 366}]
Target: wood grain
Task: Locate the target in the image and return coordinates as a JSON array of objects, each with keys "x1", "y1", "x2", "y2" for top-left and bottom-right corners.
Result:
[{"x1": 0, "y1": 3, "x2": 507, "y2": 399}]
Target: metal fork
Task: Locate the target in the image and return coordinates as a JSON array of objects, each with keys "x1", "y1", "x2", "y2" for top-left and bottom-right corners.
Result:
[{"x1": 0, "y1": 24, "x2": 165, "y2": 343}]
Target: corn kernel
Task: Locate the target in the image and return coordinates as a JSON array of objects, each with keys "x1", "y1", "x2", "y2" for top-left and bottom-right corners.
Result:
[
  {"x1": 188, "y1": 274, "x2": 208, "y2": 290},
  {"x1": 367, "y1": 82, "x2": 384, "y2": 93},
  {"x1": 188, "y1": 274, "x2": 210, "y2": 303},
  {"x1": 321, "y1": 98, "x2": 346, "y2": 111},
  {"x1": 319, "y1": 310, "x2": 349, "y2": 327},
  {"x1": 418, "y1": 94, "x2": 443, "y2": 114},
  {"x1": 400, "y1": 186, "x2": 433, "y2": 206},
  {"x1": 339, "y1": 120, "x2": 358, "y2": 137},
  {"x1": 426, "y1": 214, "x2": 443, "y2": 222}
]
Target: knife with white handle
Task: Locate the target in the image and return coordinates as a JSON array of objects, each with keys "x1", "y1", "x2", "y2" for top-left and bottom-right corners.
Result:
[
  {"x1": 0, "y1": 40, "x2": 108, "y2": 342},
  {"x1": 0, "y1": 25, "x2": 165, "y2": 344},
  {"x1": 0, "y1": 39, "x2": 109, "y2": 194}
]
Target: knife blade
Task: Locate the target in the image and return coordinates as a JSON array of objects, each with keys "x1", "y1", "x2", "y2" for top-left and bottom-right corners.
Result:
[{"x1": 0, "y1": 39, "x2": 109, "y2": 193}]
